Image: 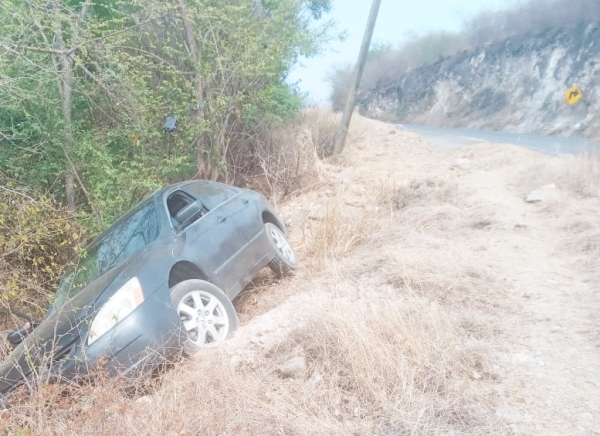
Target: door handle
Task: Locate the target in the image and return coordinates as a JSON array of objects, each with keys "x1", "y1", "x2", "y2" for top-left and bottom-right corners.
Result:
[{"x1": 217, "y1": 216, "x2": 226, "y2": 223}]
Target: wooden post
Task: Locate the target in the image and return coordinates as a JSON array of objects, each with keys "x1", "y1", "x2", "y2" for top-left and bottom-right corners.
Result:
[{"x1": 332, "y1": 0, "x2": 382, "y2": 155}]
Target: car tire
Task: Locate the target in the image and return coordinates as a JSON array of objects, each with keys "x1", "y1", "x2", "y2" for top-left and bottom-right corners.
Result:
[
  {"x1": 170, "y1": 280, "x2": 238, "y2": 352},
  {"x1": 265, "y1": 222, "x2": 298, "y2": 276}
]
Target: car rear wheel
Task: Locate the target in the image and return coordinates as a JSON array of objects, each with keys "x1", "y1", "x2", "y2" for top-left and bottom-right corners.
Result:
[
  {"x1": 265, "y1": 222, "x2": 298, "y2": 276},
  {"x1": 170, "y1": 280, "x2": 237, "y2": 352}
]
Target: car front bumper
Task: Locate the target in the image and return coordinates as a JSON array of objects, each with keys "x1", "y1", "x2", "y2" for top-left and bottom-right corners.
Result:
[{"x1": 0, "y1": 286, "x2": 182, "y2": 400}]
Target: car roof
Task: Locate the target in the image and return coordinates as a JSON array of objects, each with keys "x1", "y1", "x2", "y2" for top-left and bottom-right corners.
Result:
[{"x1": 86, "y1": 180, "x2": 234, "y2": 246}]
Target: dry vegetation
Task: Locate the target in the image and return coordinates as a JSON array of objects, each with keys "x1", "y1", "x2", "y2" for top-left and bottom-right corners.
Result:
[
  {"x1": 241, "y1": 109, "x2": 340, "y2": 201},
  {"x1": 0, "y1": 190, "x2": 87, "y2": 320},
  {"x1": 2, "y1": 114, "x2": 600, "y2": 435}
]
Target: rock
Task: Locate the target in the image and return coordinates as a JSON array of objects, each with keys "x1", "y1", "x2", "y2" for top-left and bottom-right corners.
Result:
[
  {"x1": 278, "y1": 356, "x2": 307, "y2": 379},
  {"x1": 521, "y1": 290, "x2": 538, "y2": 299},
  {"x1": 307, "y1": 370, "x2": 323, "y2": 386},
  {"x1": 308, "y1": 208, "x2": 327, "y2": 220},
  {"x1": 359, "y1": 26, "x2": 600, "y2": 139},
  {"x1": 135, "y1": 395, "x2": 154, "y2": 405},
  {"x1": 525, "y1": 183, "x2": 559, "y2": 203},
  {"x1": 452, "y1": 158, "x2": 471, "y2": 170}
]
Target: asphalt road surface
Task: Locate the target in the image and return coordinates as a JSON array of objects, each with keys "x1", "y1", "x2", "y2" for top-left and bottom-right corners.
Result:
[{"x1": 402, "y1": 124, "x2": 599, "y2": 156}]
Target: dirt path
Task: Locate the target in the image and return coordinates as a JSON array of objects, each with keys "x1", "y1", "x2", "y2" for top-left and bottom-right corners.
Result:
[{"x1": 462, "y1": 154, "x2": 600, "y2": 434}]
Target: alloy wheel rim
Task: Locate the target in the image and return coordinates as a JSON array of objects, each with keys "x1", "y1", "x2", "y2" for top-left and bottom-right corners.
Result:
[
  {"x1": 177, "y1": 290, "x2": 229, "y2": 346},
  {"x1": 268, "y1": 225, "x2": 296, "y2": 264}
]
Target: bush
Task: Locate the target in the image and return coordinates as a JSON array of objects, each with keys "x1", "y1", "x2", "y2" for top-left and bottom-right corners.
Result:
[
  {"x1": 0, "y1": 186, "x2": 87, "y2": 318},
  {"x1": 233, "y1": 109, "x2": 339, "y2": 200}
]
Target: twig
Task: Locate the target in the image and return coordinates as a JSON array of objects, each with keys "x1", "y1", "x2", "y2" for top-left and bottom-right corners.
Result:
[
  {"x1": 0, "y1": 185, "x2": 37, "y2": 204},
  {"x1": 75, "y1": 15, "x2": 171, "y2": 51}
]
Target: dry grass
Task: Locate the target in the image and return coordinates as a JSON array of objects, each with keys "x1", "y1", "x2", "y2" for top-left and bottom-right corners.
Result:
[
  {"x1": 1, "y1": 287, "x2": 502, "y2": 435},
  {"x1": 300, "y1": 188, "x2": 371, "y2": 270},
  {"x1": 243, "y1": 109, "x2": 339, "y2": 201},
  {"x1": 0, "y1": 150, "x2": 510, "y2": 435},
  {"x1": 512, "y1": 154, "x2": 600, "y2": 199},
  {"x1": 11, "y1": 116, "x2": 600, "y2": 435}
]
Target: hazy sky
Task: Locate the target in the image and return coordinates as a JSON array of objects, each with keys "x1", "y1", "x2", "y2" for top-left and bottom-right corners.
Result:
[{"x1": 289, "y1": 0, "x2": 525, "y2": 103}]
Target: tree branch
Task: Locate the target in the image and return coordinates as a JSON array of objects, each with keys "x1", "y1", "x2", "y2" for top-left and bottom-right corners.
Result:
[
  {"x1": 75, "y1": 15, "x2": 170, "y2": 51},
  {"x1": 0, "y1": 185, "x2": 37, "y2": 204}
]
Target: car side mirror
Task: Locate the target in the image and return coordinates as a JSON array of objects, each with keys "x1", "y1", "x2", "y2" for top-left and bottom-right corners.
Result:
[
  {"x1": 7, "y1": 325, "x2": 31, "y2": 346},
  {"x1": 174, "y1": 200, "x2": 205, "y2": 227}
]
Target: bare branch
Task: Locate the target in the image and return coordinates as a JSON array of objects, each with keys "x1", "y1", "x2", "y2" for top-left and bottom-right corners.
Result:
[
  {"x1": 75, "y1": 15, "x2": 170, "y2": 52},
  {"x1": 113, "y1": 45, "x2": 196, "y2": 76},
  {"x1": 0, "y1": 185, "x2": 37, "y2": 204}
]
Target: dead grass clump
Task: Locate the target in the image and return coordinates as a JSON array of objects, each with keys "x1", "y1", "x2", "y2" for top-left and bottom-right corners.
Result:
[
  {"x1": 517, "y1": 156, "x2": 600, "y2": 199},
  {"x1": 240, "y1": 109, "x2": 339, "y2": 201},
  {"x1": 265, "y1": 288, "x2": 501, "y2": 435},
  {"x1": 302, "y1": 189, "x2": 371, "y2": 269},
  {"x1": 299, "y1": 109, "x2": 340, "y2": 159},
  {"x1": 1, "y1": 370, "x2": 135, "y2": 435},
  {"x1": 393, "y1": 177, "x2": 459, "y2": 210},
  {"x1": 379, "y1": 246, "x2": 499, "y2": 308},
  {"x1": 562, "y1": 156, "x2": 600, "y2": 198}
]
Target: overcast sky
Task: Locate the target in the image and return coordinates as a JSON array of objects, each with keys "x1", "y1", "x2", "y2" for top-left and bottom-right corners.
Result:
[{"x1": 289, "y1": 0, "x2": 525, "y2": 104}]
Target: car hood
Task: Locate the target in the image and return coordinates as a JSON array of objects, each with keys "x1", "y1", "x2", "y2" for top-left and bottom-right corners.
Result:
[{"x1": 0, "y1": 260, "x2": 132, "y2": 395}]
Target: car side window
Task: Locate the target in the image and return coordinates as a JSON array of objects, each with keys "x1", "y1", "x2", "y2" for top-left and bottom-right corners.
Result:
[
  {"x1": 167, "y1": 191, "x2": 193, "y2": 218},
  {"x1": 167, "y1": 190, "x2": 205, "y2": 228}
]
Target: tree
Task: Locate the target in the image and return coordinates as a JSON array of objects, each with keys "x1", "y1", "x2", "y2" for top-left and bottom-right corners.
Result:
[{"x1": 0, "y1": 0, "x2": 334, "y2": 226}]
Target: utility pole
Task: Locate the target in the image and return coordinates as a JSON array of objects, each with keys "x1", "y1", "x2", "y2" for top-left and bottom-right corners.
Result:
[{"x1": 332, "y1": 0, "x2": 382, "y2": 155}]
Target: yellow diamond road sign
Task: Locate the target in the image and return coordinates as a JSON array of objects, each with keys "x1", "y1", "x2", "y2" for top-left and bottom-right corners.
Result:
[{"x1": 565, "y1": 86, "x2": 582, "y2": 106}]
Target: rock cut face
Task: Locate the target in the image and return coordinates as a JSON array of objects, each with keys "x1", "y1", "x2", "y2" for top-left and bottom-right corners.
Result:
[{"x1": 359, "y1": 23, "x2": 600, "y2": 138}]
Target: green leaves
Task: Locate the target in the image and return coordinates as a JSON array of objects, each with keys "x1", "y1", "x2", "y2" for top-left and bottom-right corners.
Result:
[{"x1": 0, "y1": 0, "x2": 334, "y2": 225}]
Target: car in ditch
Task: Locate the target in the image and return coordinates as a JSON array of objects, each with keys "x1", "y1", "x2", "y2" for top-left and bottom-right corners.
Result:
[{"x1": 0, "y1": 180, "x2": 297, "y2": 400}]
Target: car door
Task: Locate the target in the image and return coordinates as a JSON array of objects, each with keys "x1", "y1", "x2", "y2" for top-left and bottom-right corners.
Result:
[
  {"x1": 167, "y1": 188, "x2": 250, "y2": 296},
  {"x1": 191, "y1": 183, "x2": 269, "y2": 277},
  {"x1": 228, "y1": 191, "x2": 271, "y2": 271}
]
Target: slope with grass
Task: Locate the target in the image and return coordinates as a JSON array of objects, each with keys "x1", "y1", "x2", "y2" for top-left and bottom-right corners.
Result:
[{"x1": 2, "y1": 114, "x2": 600, "y2": 435}]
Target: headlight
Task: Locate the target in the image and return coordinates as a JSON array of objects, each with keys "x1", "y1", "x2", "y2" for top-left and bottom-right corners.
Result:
[{"x1": 88, "y1": 277, "x2": 144, "y2": 346}]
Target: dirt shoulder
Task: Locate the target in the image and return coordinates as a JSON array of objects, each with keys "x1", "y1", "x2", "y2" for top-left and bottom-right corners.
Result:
[{"x1": 353, "y1": 116, "x2": 600, "y2": 434}]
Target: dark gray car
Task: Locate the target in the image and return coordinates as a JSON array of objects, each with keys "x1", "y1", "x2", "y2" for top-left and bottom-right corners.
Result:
[{"x1": 0, "y1": 180, "x2": 297, "y2": 399}]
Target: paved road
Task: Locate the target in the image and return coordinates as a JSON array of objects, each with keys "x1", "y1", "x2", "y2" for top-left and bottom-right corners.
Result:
[{"x1": 402, "y1": 124, "x2": 599, "y2": 156}]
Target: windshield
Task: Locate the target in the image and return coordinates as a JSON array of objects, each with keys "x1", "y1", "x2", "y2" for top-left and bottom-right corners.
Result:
[{"x1": 50, "y1": 200, "x2": 160, "y2": 312}]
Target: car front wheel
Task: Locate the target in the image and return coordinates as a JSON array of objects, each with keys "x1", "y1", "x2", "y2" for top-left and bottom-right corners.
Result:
[
  {"x1": 265, "y1": 222, "x2": 298, "y2": 276},
  {"x1": 170, "y1": 280, "x2": 238, "y2": 352}
]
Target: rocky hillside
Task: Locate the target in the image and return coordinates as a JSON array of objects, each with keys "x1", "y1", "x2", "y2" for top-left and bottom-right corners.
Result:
[{"x1": 359, "y1": 23, "x2": 600, "y2": 138}]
